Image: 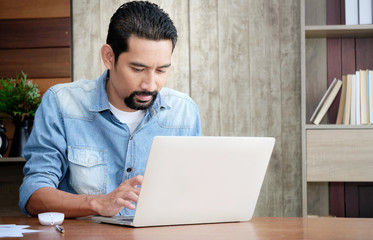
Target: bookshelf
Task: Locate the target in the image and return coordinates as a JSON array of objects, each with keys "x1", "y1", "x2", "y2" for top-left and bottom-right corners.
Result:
[{"x1": 301, "y1": 0, "x2": 373, "y2": 217}]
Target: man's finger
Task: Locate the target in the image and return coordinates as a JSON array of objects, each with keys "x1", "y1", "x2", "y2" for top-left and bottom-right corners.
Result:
[
  {"x1": 129, "y1": 175, "x2": 143, "y2": 186},
  {"x1": 116, "y1": 198, "x2": 136, "y2": 210}
]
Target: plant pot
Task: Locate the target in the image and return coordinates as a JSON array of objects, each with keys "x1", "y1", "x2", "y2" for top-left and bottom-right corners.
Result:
[
  {"x1": 9, "y1": 118, "x2": 31, "y2": 157},
  {"x1": 0, "y1": 124, "x2": 9, "y2": 157}
]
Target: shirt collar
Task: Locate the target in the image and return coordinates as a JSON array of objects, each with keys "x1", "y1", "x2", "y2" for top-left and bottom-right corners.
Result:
[{"x1": 89, "y1": 69, "x2": 170, "y2": 115}]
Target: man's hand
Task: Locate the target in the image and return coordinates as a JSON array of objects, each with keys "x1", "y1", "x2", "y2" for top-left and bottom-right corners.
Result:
[
  {"x1": 90, "y1": 175, "x2": 143, "y2": 216},
  {"x1": 26, "y1": 175, "x2": 144, "y2": 218}
]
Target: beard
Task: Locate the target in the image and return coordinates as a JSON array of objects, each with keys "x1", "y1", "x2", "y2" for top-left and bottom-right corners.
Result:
[{"x1": 124, "y1": 91, "x2": 158, "y2": 110}]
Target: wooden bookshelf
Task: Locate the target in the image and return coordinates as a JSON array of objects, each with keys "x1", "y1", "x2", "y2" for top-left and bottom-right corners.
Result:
[{"x1": 301, "y1": 0, "x2": 373, "y2": 217}]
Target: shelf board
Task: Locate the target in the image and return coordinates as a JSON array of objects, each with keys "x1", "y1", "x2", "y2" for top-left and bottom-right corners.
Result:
[
  {"x1": 0, "y1": 157, "x2": 26, "y2": 163},
  {"x1": 305, "y1": 124, "x2": 373, "y2": 130},
  {"x1": 305, "y1": 24, "x2": 373, "y2": 38}
]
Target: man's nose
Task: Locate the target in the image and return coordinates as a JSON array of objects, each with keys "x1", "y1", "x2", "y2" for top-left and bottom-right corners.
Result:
[{"x1": 140, "y1": 71, "x2": 157, "y2": 91}]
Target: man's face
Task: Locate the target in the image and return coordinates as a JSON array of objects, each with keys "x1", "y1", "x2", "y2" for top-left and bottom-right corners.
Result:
[{"x1": 106, "y1": 36, "x2": 173, "y2": 112}]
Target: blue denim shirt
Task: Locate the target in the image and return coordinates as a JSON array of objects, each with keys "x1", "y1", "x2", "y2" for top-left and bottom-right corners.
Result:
[{"x1": 19, "y1": 70, "x2": 201, "y2": 216}]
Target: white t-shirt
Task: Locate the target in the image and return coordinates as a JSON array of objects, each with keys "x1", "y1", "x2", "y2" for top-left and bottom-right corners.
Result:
[{"x1": 109, "y1": 103, "x2": 145, "y2": 134}]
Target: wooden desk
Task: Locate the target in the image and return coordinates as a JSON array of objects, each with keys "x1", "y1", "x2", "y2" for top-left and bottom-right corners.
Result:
[{"x1": 1, "y1": 216, "x2": 373, "y2": 240}]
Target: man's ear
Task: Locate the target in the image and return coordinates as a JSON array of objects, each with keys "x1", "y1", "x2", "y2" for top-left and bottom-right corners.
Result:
[{"x1": 101, "y1": 44, "x2": 115, "y2": 70}]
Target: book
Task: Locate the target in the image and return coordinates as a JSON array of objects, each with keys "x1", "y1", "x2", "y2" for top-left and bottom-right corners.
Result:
[
  {"x1": 345, "y1": 0, "x2": 359, "y2": 25},
  {"x1": 369, "y1": 70, "x2": 373, "y2": 124},
  {"x1": 311, "y1": 78, "x2": 343, "y2": 125},
  {"x1": 351, "y1": 74, "x2": 356, "y2": 124},
  {"x1": 360, "y1": 70, "x2": 369, "y2": 124},
  {"x1": 355, "y1": 70, "x2": 361, "y2": 125},
  {"x1": 310, "y1": 78, "x2": 338, "y2": 123},
  {"x1": 344, "y1": 74, "x2": 353, "y2": 125},
  {"x1": 336, "y1": 75, "x2": 347, "y2": 124},
  {"x1": 359, "y1": 0, "x2": 373, "y2": 24}
]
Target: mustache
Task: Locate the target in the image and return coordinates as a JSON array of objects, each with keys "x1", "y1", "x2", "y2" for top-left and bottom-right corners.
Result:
[{"x1": 130, "y1": 91, "x2": 158, "y2": 97}]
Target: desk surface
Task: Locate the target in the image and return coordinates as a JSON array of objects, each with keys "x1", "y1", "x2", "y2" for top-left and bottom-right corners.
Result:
[{"x1": 1, "y1": 216, "x2": 373, "y2": 240}]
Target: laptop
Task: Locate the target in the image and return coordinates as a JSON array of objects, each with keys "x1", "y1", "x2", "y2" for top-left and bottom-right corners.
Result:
[{"x1": 90, "y1": 136, "x2": 275, "y2": 227}]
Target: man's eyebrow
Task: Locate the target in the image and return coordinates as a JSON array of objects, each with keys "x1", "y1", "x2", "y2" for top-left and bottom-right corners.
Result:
[{"x1": 130, "y1": 62, "x2": 171, "y2": 68}]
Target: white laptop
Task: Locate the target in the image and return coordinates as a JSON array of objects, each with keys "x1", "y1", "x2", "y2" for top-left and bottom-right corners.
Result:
[{"x1": 90, "y1": 136, "x2": 275, "y2": 227}]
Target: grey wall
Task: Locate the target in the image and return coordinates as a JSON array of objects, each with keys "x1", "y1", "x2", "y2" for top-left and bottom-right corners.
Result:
[{"x1": 72, "y1": 0, "x2": 301, "y2": 217}]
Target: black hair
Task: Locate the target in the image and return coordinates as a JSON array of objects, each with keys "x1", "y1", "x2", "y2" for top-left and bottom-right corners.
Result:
[{"x1": 106, "y1": 1, "x2": 178, "y2": 63}]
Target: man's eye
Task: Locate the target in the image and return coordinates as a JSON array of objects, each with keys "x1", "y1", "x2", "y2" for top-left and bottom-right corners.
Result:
[
  {"x1": 132, "y1": 67, "x2": 144, "y2": 72},
  {"x1": 157, "y1": 69, "x2": 165, "y2": 73}
]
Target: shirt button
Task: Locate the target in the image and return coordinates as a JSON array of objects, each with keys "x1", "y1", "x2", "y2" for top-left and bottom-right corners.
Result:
[{"x1": 126, "y1": 168, "x2": 132, "y2": 172}]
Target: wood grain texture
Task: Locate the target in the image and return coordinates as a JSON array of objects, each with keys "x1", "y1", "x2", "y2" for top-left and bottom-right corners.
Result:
[
  {"x1": 326, "y1": 0, "x2": 341, "y2": 25},
  {"x1": 326, "y1": 0, "x2": 342, "y2": 125},
  {"x1": 248, "y1": 0, "x2": 283, "y2": 217},
  {"x1": 307, "y1": 182, "x2": 329, "y2": 216},
  {"x1": 305, "y1": 0, "x2": 326, "y2": 25},
  {"x1": 306, "y1": 39, "x2": 327, "y2": 123},
  {"x1": 329, "y1": 182, "x2": 345, "y2": 217},
  {"x1": 32, "y1": 78, "x2": 71, "y2": 95},
  {"x1": 0, "y1": 18, "x2": 71, "y2": 49},
  {"x1": 154, "y1": 0, "x2": 190, "y2": 94},
  {"x1": 72, "y1": 0, "x2": 103, "y2": 81},
  {"x1": 279, "y1": 0, "x2": 302, "y2": 217},
  {"x1": 0, "y1": 48, "x2": 71, "y2": 78},
  {"x1": 307, "y1": 129, "x2": 373, "y2": 181},
  {"x1": 355, "y1": 38, "x2": 373, "y2": 70},
  {"x1": 3, "y1": 217, "x2": 373, "y2": 239},
  {"x1": 341, "y1": 38, "x2": 356, "y2": 74},
  {"x1": 218, "y1": 0, "x2": 250, "y2": 137},
  {"x1": 189, "y1": 0, "x2": 220, "y2": 136},
  {"x1": 0, "y1": 163, "x2": 24, "y2": 216},
  {"x1": 326, "y1": 38, "x2": 341, "y2": 124},
  {"x1": 0, "y1": 0, "x2": 70, "y2": 19}
]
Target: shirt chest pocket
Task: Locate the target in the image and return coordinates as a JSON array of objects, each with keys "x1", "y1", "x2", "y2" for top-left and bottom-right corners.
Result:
[{"x1": 67, "y1": 147, "x2": 107, "y2": 195}]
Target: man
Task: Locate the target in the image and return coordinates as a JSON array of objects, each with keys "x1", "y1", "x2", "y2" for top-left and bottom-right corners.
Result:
[{"x1": 19, "y1": 1, "x2": 201, "y2": 218}]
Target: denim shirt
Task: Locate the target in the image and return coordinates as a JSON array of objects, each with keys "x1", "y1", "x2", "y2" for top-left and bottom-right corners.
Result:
[{"x1": 19, "y1": 70, "x2": 201, "y2": 216}]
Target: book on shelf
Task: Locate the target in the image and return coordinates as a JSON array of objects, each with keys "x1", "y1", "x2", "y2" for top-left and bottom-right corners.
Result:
[
  {"x1": 369, "y1": 70, "x2": 373, "y2": 124},
  {"x1": 345, "y1": 0, "x2": 359, "y2": 25},
  {"x1": 355, "y1": 71, "x2": 361, "y2": 124},
  {"x1": 330, "y1": 70, "x2": 373, "y2": 125},
  {"x1": 360, "y1": 70, "x2": 369, "y2": 124},
  {"x1": 310, "y1": 78, "x2": 343, "y2": 125},
  {"x1": 359, "y1": 0, "x2": 373, "y2": 24},
  {"x1": 336, "y1": 75, "x2": 347, "y2": 124},
  {"x1": 344, "y1": 74, "x2": 353, "y2": 125},
  {"x1": 351, "y1": 74, "x2": 357, "y2": 124}
]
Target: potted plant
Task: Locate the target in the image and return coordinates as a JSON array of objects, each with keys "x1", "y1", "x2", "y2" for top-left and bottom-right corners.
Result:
[{"x1": 0, "y1": 72, "x2": 41, "y2": 157}]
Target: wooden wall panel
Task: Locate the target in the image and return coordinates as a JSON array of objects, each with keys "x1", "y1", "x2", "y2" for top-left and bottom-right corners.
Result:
[
  {"x1": 72, "y1": 0, "x2": 103, "y2": 81},
  {"x1": 0, "y1": 0, "x2": 71, "y2": 216},
  {"x1": 0, "y1": 0, "x2": 70, "y2": 19},
  {"x1": 248, "y1": 0, "x2": 283, "y2": 217},
  {"x1": 154, "y1": 0, "x2": 190, "y2": 94},
  {"x1": 0, "y1": 163, "x2": 25, "y2": 216},
  {"x1": 279, "y1": 0, "x2": 302, "y2": 217},
  {"x1": 355, "y1": 38, "x2": 373, "y2": 70},
  {"x1": 218, "y1": 0, "x2": 250, "y2": 137},
  {"x1": 326, "y1": 0, "x2": 342, "y2": 124},
  {"x1": 341, "y1": 39, "x2": 356, "y2": 75},
  {"x1": 305, "y1": 0, "x2": 326, "y2": 25},
  {"x1": 0, "y1": 48, "x2": 71, "y2": 78},
  {"x1": 326, "y1": 38, "x2": 341, "y2": 123},
  {"x1": 0, "y1": 18, "x2": 71, "y2": 49},
  {"x1": 189, "y1": 0, "x2": 220, "y2": 136},
  {"x1": 0, "y1": 0, "x2": 71, "y2": 161},
  {"x1": 32, "y1": 78, "x2": 71, "y2": 95}
]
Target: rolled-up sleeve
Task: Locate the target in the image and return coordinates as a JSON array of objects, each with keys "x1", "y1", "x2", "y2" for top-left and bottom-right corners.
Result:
[{"x1": 19, "y1": 89, "x2": 68, "y2": 214}]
